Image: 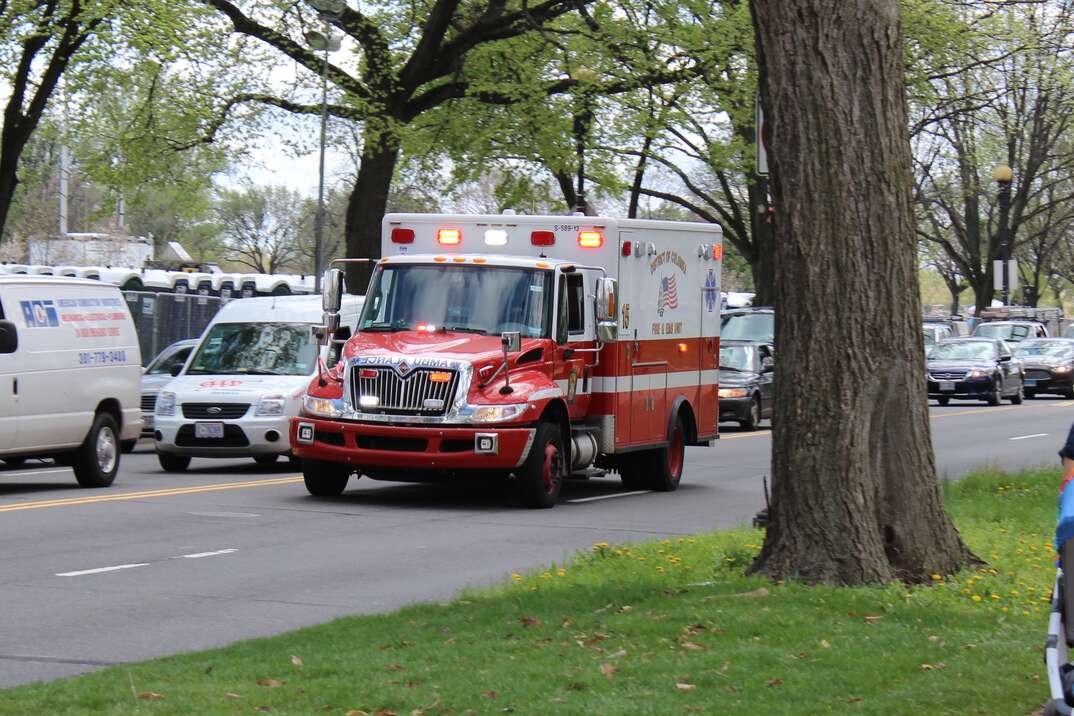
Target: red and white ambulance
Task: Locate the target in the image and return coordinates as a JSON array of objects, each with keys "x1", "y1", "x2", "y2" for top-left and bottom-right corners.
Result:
[{"x1": 291, "y1": 212, "x2": 722, "y2": 507}]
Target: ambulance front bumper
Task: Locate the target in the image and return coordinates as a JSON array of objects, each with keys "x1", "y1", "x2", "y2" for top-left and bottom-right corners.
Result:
[{"x1": 290, "y1": 417, "x2": 537, "y2": 471}]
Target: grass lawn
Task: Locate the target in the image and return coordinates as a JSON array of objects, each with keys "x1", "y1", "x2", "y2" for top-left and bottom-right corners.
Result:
[{"x1": 1, "y1": 466, "x2": 1060, "y2": 715}]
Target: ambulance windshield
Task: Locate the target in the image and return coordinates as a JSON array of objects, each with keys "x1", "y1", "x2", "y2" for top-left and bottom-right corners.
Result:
[{"x1": 359, "y1": 264, "x2": 552, "y2": 338}]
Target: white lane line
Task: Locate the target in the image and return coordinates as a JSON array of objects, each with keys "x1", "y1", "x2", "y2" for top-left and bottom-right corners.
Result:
[
  {"x1": 176, "y1": 548, "x2": 238, "y2": 559},
  {"x1": 568, "y1": 490, "x2": 652, "y2": 503},
  {"x1": 56, "y1": 563, "x2": 150, "y2": 577},
  {"x1": 0, "y1": 468, "x2": 70, "y2": 478},
  {"x1": 1009, "y1": 433, "x2": 1048, "y2": 441}
]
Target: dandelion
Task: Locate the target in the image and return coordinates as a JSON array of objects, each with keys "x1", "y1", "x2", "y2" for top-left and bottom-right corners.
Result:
[
  {"x1": 511, "y1": 572, "x2": 523, "y2": 583},
  {"x1": 656, "y1": 566, "x2": 665, "y2": 573},
  {"x1": 972, "y1": 595, "x2": 982, "y2": 603},
  {"x1": 540, "y1": 572, "x2": 552, "y2": 581},
  {"x1": 990, "y1": 594, "x2": 1000, "y2": 601},
  {"x1": 931, "y1": 574, "x2": 942, "y2": 581},
  {"x1": 557, "y1": 569, "x2": 566, "y2": 577}
]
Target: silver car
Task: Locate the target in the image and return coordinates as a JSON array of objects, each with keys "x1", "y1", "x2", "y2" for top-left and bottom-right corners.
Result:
[{"x1": 141, "y1": 340, "x2": 198, "y2": 436}]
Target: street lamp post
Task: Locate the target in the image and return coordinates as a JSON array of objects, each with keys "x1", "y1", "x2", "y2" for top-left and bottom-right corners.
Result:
[
  {"x1": 304, "y1": 0, "x2": 346, "y2": 290},
  {"x1": 992, "y1": 163, "x2": 1013, "y2": 306}
]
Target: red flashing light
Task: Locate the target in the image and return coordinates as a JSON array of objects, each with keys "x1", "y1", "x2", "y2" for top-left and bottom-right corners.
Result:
[
  {"x1": 621, "y1": 240, "x2": 632, "y2": 257},
  {"x1": 531, "y1": 230, "x2": 555, "y2": 246},
  {"x1": 391, "y1": 227, "x2": 414, "y2": 244},
  {"x1": 712, "y1": 243, "x2": 724, "y2": 260},
  {"x1": 359, "y1": 368, "x2": 378, "y2": 379},
  {"x1": 578, "y1": 230, "x2": 604, "y2": 248},
  {"x1": 437, "y1": 227, "x2": 461, "y2": 245}
]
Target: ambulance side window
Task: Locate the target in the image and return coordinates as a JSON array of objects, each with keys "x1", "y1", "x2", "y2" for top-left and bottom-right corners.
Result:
[{"x1": 566, "y1": 273, "x2": 585, "y2": 335}]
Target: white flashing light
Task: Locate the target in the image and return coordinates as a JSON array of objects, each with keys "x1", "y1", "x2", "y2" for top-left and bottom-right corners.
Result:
[
  {"x1": 484, "y1": 229, "x2": 508, "y2": 246},
  {"x1": 359, "y1": 395, "x2": 381, "y2": 408}
]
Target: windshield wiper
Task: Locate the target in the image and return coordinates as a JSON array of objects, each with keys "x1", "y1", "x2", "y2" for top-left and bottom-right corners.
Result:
[
  {"x1": 442, "y1": 326, "x2": 487, "y2": 335},
  {"x1": 361, "y1": 324, "x2": 400, "y2": 332},
  {"x1": 236, "y1": 369, "x2": 283, "y2": 375}
]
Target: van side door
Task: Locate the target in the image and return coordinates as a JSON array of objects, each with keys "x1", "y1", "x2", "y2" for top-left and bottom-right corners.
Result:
[{"x1": 0, "y1": 294, "x2": 17, "y2": 451}]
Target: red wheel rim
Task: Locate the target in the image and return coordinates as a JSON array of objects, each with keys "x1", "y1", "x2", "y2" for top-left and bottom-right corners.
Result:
[
  {"x1": 541, "y1": 442, "x2": 562, "y2": 495},
  {"x1": 668, "y1": 427, "x2": 683, "y2": 477}
]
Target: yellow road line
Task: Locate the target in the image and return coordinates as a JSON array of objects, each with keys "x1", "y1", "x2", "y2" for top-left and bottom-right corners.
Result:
[{"x1": 0, "y1": 476, "x2": 303, "y2": 513}]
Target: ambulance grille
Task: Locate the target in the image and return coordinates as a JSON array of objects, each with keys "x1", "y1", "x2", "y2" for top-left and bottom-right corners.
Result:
[{"x1": 351, "y1": 366, "x2": 459, "y2": 416}]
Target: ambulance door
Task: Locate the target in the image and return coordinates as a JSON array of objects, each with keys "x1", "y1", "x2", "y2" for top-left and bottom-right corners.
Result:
[
  {"x1": 623, "y1": 236, "x2": 668, "y2": 445},
  {"x1": 697, "y1": 248, "x2": 721, "y2": 438},
  {"x1": 553, "y1": 270, "x2": 594, "y2": 421}
]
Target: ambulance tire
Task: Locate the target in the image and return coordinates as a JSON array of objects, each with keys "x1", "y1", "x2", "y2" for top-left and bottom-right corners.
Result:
[
  {"x1": 303, "y1": 459, "x2": 351, "y2": 497},
  {"x1": 517, "y1": 422, "x2": 564, "y2": 509},
  {"x1": 647, "y1": 414, "x2": 685, "y2": 492},
  {"x1": 158, "y1": 454, "x2": 191, "y2": 472},
  {"x1": 72, "y1": 412, "x2": 120, "y2": 488}
]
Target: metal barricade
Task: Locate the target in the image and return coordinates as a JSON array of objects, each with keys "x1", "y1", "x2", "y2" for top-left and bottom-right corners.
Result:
[{"x1": 122, "y1": 291, "x2": 224, "y2": 365}]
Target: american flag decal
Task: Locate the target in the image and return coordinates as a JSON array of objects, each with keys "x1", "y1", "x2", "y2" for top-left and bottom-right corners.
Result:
[{"x1": 658, "y1": 275, "x2": 679, "y2": 316}]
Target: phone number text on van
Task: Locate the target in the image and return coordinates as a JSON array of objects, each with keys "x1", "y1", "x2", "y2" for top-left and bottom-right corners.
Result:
[{"x1": 78, "y1": 350, "x2": 127, "y2": 366}]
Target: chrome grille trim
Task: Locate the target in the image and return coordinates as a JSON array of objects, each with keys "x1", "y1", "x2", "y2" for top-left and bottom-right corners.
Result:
[
  {"x1": 1026, "y1": 369, "x2": 1053, "y2": 380},
  {"x1": 351, "y1": 366, "x2": 459, "y2": 416},
  {"x1": 340, "y1": 356, "x2": 474, "y2": 424},
  {"x1": 930, "y1": 371, "x2": 966, "y2": 381}
]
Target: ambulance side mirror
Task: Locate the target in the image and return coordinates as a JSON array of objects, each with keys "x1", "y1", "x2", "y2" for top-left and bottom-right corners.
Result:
[
  {"x1": 322, "y1": 268, "x2": 344, "y2": 313},
  {"x1": 595, "y1": 278, "x2": 618, "y2": 343},
  {"x1": 0, "y1": 320, "x2": 18, "y2": 354}
]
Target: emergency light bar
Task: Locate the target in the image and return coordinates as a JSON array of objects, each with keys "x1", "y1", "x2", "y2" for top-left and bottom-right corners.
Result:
[
  {"x1": 391, "y1": 228, "x2": 415, "y2": 244},
  {"x1": 437, "y1": 227, "x2": 461, "y2": 245},
  {"x1": 484, "y1": 229, "x2": 508, "y2": 246},
  {"x1": 531, "y1": 230, "x2": 555, "y2": 246}
]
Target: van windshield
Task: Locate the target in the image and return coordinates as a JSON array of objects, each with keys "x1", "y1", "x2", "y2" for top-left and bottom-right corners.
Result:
[
  {"x1": 721, "y1": 313, "x2": 774, "y2": 343},
  {"x1": 359, "y1": 264, "x2": 552, "y2": 338},
  {"x1": 186, "y1": 323, "x2": 316, "y2": 376}
]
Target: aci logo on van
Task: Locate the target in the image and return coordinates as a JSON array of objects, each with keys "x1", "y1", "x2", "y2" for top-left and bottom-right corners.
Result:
[{"x1": 19, "y1": 300, "x2": 59, "y2": 328}]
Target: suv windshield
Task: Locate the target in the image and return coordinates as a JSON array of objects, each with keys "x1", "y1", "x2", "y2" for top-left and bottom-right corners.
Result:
[
  {"x1": 360, "y1": 264, "x2": 552, "y2": 338},
  {"x1": 1013, "y1": 340, "x2": 1074, "y2": 359},
  {"x1": 974, "y1": 323, "x2": 1032, "y2": 340},
  {"x1": 721, "y1": 313, "x2": 774, "y2": 343},
  {"x1": 720, "y1": 345, "x2": 757, "y2": 372},
  {"x1": 928, "y1": 342, "x2": 996, "y2": 361},
  {"x1": 146, "y1": 344, "x2": 192, "y2": 374},
  {"x1": 186, "y1": 323, "x2": 317, "y2": 376}
]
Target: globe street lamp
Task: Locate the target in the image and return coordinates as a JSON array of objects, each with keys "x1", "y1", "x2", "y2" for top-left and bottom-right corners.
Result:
[
  {"x1": 305, "y1": 0, "x2": 345, "y2": 290},
  {"x1": 304, "y1": 27, "x2": 342, "y2": 290},
  {"x1": 992, "y1": 163, "x2": 1013, "y2": 306}
]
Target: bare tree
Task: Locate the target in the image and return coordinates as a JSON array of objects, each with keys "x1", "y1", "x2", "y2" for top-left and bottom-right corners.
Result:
[
  {"x1": 750, "y1": 0, "x2": 975, "y2": 585},
  {"x1": 216, "y1": 185, "x2": 304, "y2": 274}
]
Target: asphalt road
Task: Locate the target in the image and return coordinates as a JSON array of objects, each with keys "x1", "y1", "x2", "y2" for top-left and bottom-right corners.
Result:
[{"x1": 0, "y1": 397, "x2": 1070, "y2": 687}]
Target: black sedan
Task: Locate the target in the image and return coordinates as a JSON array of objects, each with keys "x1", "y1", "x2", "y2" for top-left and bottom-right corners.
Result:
[
  {"x1": 1012, "y1": 338, "x2": 1074, "y2": 398},
  {"x1": 718, "y1": 341, "x2": 774, "y2": 430},
  {"x1": 927, "y1": 338, "x2": 1024, "y2": 406}
]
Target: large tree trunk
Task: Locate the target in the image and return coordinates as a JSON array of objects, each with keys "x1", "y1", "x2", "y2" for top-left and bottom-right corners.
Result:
[
  {"x1": 749, "y1": 0, "x2": 975, "y2": 584},
  {"x1": 343, "y1": 128, "x2": 401, "y2": 292}
]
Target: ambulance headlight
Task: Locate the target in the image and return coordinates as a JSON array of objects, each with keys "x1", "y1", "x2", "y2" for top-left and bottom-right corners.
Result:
[
  {"x1": 303, "y1": 395, "x2": 344, "y2": 418},
  {"x1": 255, "y1": 395, "x2": 287, "y2": 416},
  {"x1": 461, "y1": 404, "x2": 529, "y2": 423},
  {"x1": 718, "y1": 388, "x2": 748, "y2": 398},
  {"x1": 155, "y1": 391, "x2": 176, "y2": 416}
]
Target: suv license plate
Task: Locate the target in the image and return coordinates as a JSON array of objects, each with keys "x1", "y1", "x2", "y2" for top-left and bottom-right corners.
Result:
[
  {"x1": 195, "y1": 422, "x2": 225, "y2": 439},
  {"x1": 1024, "y1": 379, "x2": 1037, "y2": 387},
  {"x1": 939, "y1": 381, "x2": 955, "y2": 392}
]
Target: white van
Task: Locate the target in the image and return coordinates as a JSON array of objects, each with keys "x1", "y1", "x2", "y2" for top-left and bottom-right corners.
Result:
[
  {"x1": 0, "y1": 276, "x2": 142, "y2": 486},
  {"x1": 153, "y1": 294, "x2": 363, "y2": 471}
]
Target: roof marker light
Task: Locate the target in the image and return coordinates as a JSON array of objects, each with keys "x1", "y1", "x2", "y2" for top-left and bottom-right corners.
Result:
[
  {"x1": 391, "y1": 227, "x2": 415, "y2": 244},
  {"x1": 473, "y1": 257, "x2": 487, "y2": 264},
  {"x1": 578, "y1": 230, "x2": 604, "y2": 248},
  {"x1": 433, "y1": 256, "x2": 448, "y2": 262},
  {"x1": 531, "y1": 230, "x2": 555, "y2": 246},
  {"x1": 712, "y1": 243, "x2": 724, "y2": 260},
  {"x1": 484, "y1": 229, "x2": 508, "y2": 246},
  {"x1": 437, "y1": 227, "x2": 461, "y2": 245},
  {"x1": 621, "y1": 240, "x2": 632, "y2": 257},
  {"x1": 452, "y1": 256, "x2": 466, "y2": 263}
]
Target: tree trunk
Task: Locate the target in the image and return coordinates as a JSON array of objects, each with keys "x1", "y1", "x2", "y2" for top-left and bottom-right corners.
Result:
[
  {"x1": 343, "y1": 128, "x2": 401, "y2": 292},
  {"x1": 749, "y1": 0, "x2": 975, "y2": 585}
]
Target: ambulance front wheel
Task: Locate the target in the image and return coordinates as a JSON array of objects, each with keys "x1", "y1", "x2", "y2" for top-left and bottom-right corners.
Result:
[
  {"x1": 303, "y1": 459, "x2": 352, "y2": 497},
  {"x1": 517, "y1": 422, "x2": 564, "y2": 509}
]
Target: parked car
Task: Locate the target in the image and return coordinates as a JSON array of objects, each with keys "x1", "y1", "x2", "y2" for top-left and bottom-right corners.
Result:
[
  {"x1": 1011, "y1": 338, "x2": 1074, "y2": 398},
  {"x1": 0, "y1": 275, "x2": 142, "y2": 484},
  {"x1": 720, "y1": 307, "x2": 774, "y2": 346},
  {"x1": 926, "y1": 337, "x2": 1024, "y2": 405},
  {"x1": 923, "y1": 315, "x2": 970, "y2": 338},
  {"x1": 718, "y1": 341, "x2": 774, "y2": 430},
  {"x1": 923, "y1": 323, "x2": 953, "y2": 348},
  {"x1": 153, "y1": 294, "x2": 363, "y2": 472},
  {"x1": 972, "y1": 320, "x2": 1048, "y2": 343},
  {"x1": 140, "y1": 339, "x2": 198, "y2": 437}
]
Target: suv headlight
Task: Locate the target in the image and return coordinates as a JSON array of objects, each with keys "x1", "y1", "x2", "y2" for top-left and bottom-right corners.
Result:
[
  {"x1": 303, "y1": 395, "x2": 343, "y2": 418},
  {"x1": 1055, "y1": 365, "x2": 1073, "y2": 374},
  {"x1": 255, "y1": 395, "x2": 287, "y2": 416},
  {"x1": 965, "y1": 370, "x2": 987, "y2": 379},
  {"x1": 155, "y1": 391, "x2": 176, "y2": 416},
  {"x1": 719, "y1": 388, "x2": 748, "y2": 398},
  {"x1": 460, "y1": 404, "x2": 529, "y2": 423}
]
